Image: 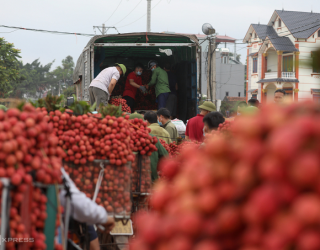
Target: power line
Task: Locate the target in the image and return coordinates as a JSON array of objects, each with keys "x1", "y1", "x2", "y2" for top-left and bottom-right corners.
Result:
[
  {"x1": 118, "y1": 0, "x2": 163, "y2": 29},
  {"x1": 0, "y1": 25, "x2": 95, "y2": 36},
  {"x1": 0, "y1": 28, "x2": 19, "y2": 33},
  {"x1": 103, "y1": 0, "x2": 123, "y2": 24},
  {"x1": 113, "y1": 0, "x2": 144, "y2": 26}
]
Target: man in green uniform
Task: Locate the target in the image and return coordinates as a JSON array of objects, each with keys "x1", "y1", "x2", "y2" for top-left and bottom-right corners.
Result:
[
  {"x1": 144, "y1": 111, "x2": 171, "y2": 144},
  {"x1": 146, "y1": 60, "x2": 171, "y2": 109},
  {"x1": 129, "y1": 112, "x2": 168, "y2": 182},
  {"x1": 156, "y1": 108, "x2": 178, "y2": 143}
]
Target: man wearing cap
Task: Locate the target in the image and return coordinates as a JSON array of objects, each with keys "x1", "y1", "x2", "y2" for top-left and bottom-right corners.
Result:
[
  {"x1": 185, "y1": 101, "x2": 216, "y2": 142},
  {"x1": 146, "y1": 60, "x2": 171, "y2": 109},
  {"x1": 89, "y1": 63, "x2": 126, "y2": 109}
]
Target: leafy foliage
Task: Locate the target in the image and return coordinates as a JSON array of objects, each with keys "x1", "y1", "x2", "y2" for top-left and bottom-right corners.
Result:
[
  {"x1": 220, "y1": 101, "x2": 238, "y2": 117},
  {"x1": 30, "y1": 93, "x2": 64, "y2": 112},
  {"x1": 99, "y1": 104, "x2": 123, "y2": 118},
  {"x1": 9, "y1": 56, "x2": 75, "y2": 99},
  {"x1": 68, "y1": 95, "x2": 96, "y2": 115},
  {"x1": 0, "y1": 38, "x2": 24, "y2": 97}
]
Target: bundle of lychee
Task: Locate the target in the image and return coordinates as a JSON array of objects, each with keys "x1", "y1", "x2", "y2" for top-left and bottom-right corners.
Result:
[
  {"x1": 130, "y1": 102, "x2": 320, "y2": 250},
  {"x1": 0, "y1": 104, "x2": 64, "y2": 184},
  {"x1": 63, "y1": 163, "x2": 97, "y2": 199},
  {"x1": 165, "y1": 140, "x2": 201, "y2": 160},
  {"x1": 100, "y1": 163, "x2": 132, "y2": 215},
  {"x1": 132, "y1": 154, "x2": 152, "y2": 194},
  {"x1": 109, "y1": 97, "x2": 131, "y2": 113},
  {"x1": 128, "y1": 118, "x2": 158, "y2": 156},
  {"x1": 159, "y1": 139, "x2": 170, "y2": 153},
  {"x1": 5, "y1": 184, "x2": 56, "y2": 250},
  {"x1": 168, "y1": 142, "x2": 179, "y2": 157},
  {"x1": 52, "y1": 113, "x2": 135, "y2": 165},
  {"x1": 64, "y1": 161, "x2": 131, "y2": 216}
]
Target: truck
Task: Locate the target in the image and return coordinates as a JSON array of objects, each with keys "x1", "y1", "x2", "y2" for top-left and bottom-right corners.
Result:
[{"x1": 73, "y1": 32, "x2": 202, "y2": 122}]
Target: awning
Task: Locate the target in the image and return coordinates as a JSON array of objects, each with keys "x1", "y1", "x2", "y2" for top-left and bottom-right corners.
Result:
[
  {"x1": 257, "y1": 78, "x2": 299, "y2": 83},
  {"x1": 247, "y1": 89, "x2": 258, "y2": 93},
  {"x1": 311, "y1": 89, "x2": 320, "y2": 94},
  {"x1": 249, "y1": 52, "x2": 258, "y2": 57}
]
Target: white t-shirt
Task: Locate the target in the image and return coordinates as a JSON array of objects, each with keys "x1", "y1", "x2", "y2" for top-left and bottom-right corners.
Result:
[{"x1": 89, "y1": 67, "x2": 120, "y2": 94}]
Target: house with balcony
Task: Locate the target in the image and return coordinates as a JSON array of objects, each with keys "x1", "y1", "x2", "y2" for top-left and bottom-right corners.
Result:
[{"x1": 244, "y1": 10, "x2": 320, "y2": 103}]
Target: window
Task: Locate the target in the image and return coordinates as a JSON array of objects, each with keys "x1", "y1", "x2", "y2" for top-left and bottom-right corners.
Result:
[
  {"x1": 226, "y1": 92, "x2": 229, "y2": 97},
  {"x1": 253, "y1": 57, "x2": 258, "y2": 73},
  {"x1": 318, "y1": 30, "x2": 320, "y2": 37},
  {"x1": 265, "y1": 57, "x2": 268, "y2": 72},
  {"x1": 252, "y1": 94, "x2": 257, "y2": 99},
  {"x1": 278, "y1": 19, "x2": 281, "y2": 27},
  {"x1": 238, "y1": 92, "x2": 241, "y2": 97},
  {"x1": 254, "y1": 33, "x2": 256, "y2": 39},
  {"x1": 312, "y1": 51, "x2": 320, "y2": 73},
  {"x1": 283, "y1": 55, "x2": 293, "y2": 72}
]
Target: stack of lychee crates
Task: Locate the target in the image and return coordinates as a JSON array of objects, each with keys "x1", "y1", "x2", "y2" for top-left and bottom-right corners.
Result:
[
  {"x1": 131, "y1": 154, "x2": 152, "y2": 213},
  {"x1": 63, "y1": 159, "x2": 132, "y2": 218}
]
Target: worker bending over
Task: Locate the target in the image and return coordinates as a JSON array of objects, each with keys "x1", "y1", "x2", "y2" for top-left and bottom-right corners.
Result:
[{"x1": 89, "y1": 64, "x2": 126, "y2": 109}]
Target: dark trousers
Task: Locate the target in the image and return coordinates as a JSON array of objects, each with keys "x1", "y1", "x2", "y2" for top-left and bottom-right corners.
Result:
[
  {"x1": 157, "y1": 92, "x2": 170, "y2": 110},
  {"x1": 123, "y1": 96, "x2": 135, "y2": 113}
]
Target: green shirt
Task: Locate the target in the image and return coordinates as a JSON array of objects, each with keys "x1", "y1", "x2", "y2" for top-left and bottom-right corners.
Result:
[
  {"x1": 148, "y1": 123, "x2": 172, "y2": 144},
  {"x1": 162, "y1": 120, "x2": 178, "y2": 142},
  {"x1": 148, "y1": 67, "x2": 171, "y2": 97},
  {"x1": 150, "y1": 134, "x2": 168, "y2": 182}
]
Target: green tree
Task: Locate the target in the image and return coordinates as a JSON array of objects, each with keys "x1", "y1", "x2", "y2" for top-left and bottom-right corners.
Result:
[
  {"x1": 52, "y1": 56, "x2": 74, "y2": 87},
  {"x1": 0, "y1": 38, "x2": 24, "y2": 97},
  {"x1": 15, "y1": 59, "x2": 56, "y2": 99}
]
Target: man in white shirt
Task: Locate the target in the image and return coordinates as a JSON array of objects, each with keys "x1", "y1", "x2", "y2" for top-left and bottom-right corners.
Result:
[{"x1": 89, "y1": 64, "x2": 127, "y2": 109}]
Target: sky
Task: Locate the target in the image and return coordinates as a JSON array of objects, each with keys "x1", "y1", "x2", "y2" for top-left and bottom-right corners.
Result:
[{"x1": 1, "y1": 0, "x2": 319, "y2": 70}]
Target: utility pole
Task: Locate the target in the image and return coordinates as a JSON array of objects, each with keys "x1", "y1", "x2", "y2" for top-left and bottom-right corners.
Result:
[
  {"x1": 93, "y1": 24, "x2": 120, "y2": 34},
  {"x1": 147, "y1": 0, "x2": 151, "y2": 32},
  {"x1": 207, "y1": 36, "x2": 216, "y2": 102}
]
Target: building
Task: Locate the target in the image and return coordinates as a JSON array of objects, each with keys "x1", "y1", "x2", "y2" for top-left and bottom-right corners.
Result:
[
  {"x1": 215, "y1": 48, "x2": 245, "y2": 100},
  {"x1": 244, "y1": 10, "x2": 320, "y2": 103},
  {"x1": 196, "y1": 35, "x2": 245, "y2": 100},
  {"x1": 163, "y1": 32, "x2": 245, "y2": 101}
]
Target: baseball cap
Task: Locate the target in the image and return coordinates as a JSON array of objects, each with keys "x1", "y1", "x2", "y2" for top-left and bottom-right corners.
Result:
[
  {"x1": 115, "y1": 64, "x2": 127, "y2": 75},
  {"x1": 198, "y1": 101, "x2": 216, "y2": 112},
  {"x1": 129, "y1": 112, "x2": 144, "y2": 120}
]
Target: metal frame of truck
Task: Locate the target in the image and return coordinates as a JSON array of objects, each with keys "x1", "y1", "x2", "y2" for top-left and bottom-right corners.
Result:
[{"x1": 73, "y1": 33, "x2": 202, "y2": 121}]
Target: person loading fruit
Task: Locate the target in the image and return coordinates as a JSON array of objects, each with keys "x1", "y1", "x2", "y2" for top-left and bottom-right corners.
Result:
[
  {"x1": 185, "y1": 101, "x2": 216, "y2": 142},
  {"x1": 122, "y1": 63, "x2": 146, "y2": 113},
  {"x1": 129, "y1": 112, "x2": 169, "y2": 182},
  {"x1": 146, "y1": 60, "x2": 171, "y2": 109},
  {"x1": 89, "y1": 63, "x2": 126, "y2": 109}
]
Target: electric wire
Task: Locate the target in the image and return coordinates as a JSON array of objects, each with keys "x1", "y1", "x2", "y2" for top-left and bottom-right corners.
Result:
[
  {"x1": 0, "y1": 25, "x2": 95, "y2": 36},
  {"x1": 103, "y1": 0, "x2": 123, "y2": 24},
  {"x1": 113, "y1": 0, "x2": 144, "y2": 26},
  {"x1": 118, "y1": 0, "x2": 163, "y2": 28}
]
